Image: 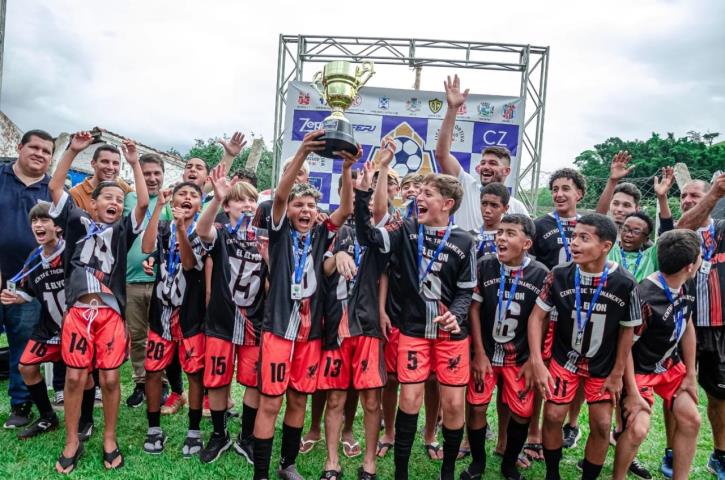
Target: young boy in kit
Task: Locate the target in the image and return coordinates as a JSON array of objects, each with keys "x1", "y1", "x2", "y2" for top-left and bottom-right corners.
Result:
[
  {"x1": 463, "y1": 214, "x2": 549, "y2": 480},
  {"x1": 49, "y1": 132, "x2": 149, "y2": 473},
  {"x1": 252, "y1": 130, "x2": 356, "y2": 480},
  {"x1": 140, "y1": 182, "x2": 207, "y2": 458},
  {"x1": 355, "y1": 137, "x2": 477, "y2": 480},
  {"x1": 397, "y1": 172, "x2": 423, "y2": 219},
  {"x1": 196, "y1": 166, "x2": 267, "y2": 464},
  {"x1": 528, "y1": 213, "x2": 641, "y2": 480},
  {"x1": 472, "y1": 182, "x2": 509, "y2": 258},
  {"x1": 613, "y1": 230, "x2": 701, "y2": 480}
]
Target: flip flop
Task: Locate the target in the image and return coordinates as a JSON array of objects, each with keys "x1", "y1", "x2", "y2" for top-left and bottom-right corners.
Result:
[
  {"x1": 358, "y1": 466, "x2": 377, "y2": 479},
  {"x1": 342, "y1": 440, "x2": 362, "y2": 458},
  {"x1": 424, "y1": 442, "x2": 443, "y2": 461},
  {"x1": 376, "y1": 441, "x2": 393, "y2": 458},
  {"x1": 522, "y1": 442, "x2": 543, "y2": 462},
  {"x1": 494, "y1": 448, "x2": 531, "y2": 468},
  {"x1": 456, "y1": 446, "x2": 471, "y2": 460},
  {"x1": 320, "y1": 469, "x2": 342, "y2": 479},
  {"x1": 56, "y1": 443, "x2": 84, "y2": 475},
  {"x1": 103, "y1": 445, "x2": 125, "y2": 470},
  {"x1": 300, "y1": 437, "x2": 321, "y2": 454}
]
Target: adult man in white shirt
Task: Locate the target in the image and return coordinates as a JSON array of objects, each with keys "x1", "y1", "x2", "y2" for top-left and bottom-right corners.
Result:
[{"x1": 434, "y1": 75, "x2": 529, "y2": 231}]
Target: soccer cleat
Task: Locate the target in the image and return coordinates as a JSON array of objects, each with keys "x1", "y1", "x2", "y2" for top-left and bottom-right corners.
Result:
[
  {"x1": 278, "y1": 464, "x2": 305, "y2": 480},
  {"x1": 561, "y1": 424, "x2": 581, "y2": 449},
  {"x1": 233, "y1": 432, "x2": 254, "y2": 465},
  {"x1": 53, "y1": 390, "x2": 65, "y2": 411},
  {"x1": 78, "y1": 420, "x2": 94, "y2": 442},
  {"x1": 17, "y1": 414, "x2": 59, "y2": 439},
  {"x1": 182, "y1": 435, "x2": 203, "y2": 459},
  {"x1": 628, "y1": 457, "x2": 652, "y2": 479},
  {"x1": 3, "y1": 402, "x2": 33, "y2": 429},
  {"x1": 161, "y1": 391, "x2": 186, "y2": 415},
  {"x1": 126, "y1": 384, "x2": 145, "y2": 408},
  {"x1": 199, "y1": 433, "x2": 231, "y2": 464},
  {"x1": 707, "y1": 452, "x2": 725, "y2": 480},
  {"x1": 143, "y1": 431, "x2": 168, "y2": 455},
  {"x1": 660, "y1": 448, "x2": 673, "y2": 479}
]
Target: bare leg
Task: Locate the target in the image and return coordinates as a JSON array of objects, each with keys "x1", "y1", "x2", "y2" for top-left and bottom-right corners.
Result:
[
  {"x1": 423, "y1": 375, "x2": 442, "y2": 459},
  {"x1": 672, "y1": 393, "x2": 701, "y2": 480},
  {"x1": 379, "y1": 374, "x2": 398, "y2": 455},
  {"x1": 301, "y1": 390, "x2": 325, "y2": 447},
  {"x1": 145, "y1": 371, "x2": 163, "y2": 415},
  {"x1": 341, "y1": 388, "x2": 360, "y2": 451},
  {"x1": 187, "y1": 372, "x2": 204, "y2": 411},
  {"x1": 708, "y1": 394, "x2": 725, "y2": 451},
  {"x1": 613, "y1": 410, "x2": 650, "y2": 480},
  {"x1": 99, "y1": 368, "x2": 122, "y2": 467},
  {"x1": 525, "y1": 391, "x2": 544, "y2": 460},
  {"x1": 208, "y1": 385, "x2": 229, "y2": 411},
  {"x1": 360, "y1": 388, "x2": 382, "y2": 474},
  {"x1": 566, "y1": 387, "x2": 584, "y2": 428},
  {"x1": 496, "y1": 387, "x2": 510, "y2": 453},
  {"x1": 56, "y1": 367, "x2": 89, "y2": 473},
  {"x1": 254, "y1": 394, "x2": 284, "y2": 439},
  {"x1": 323, "y1": 390, "x2": 347, "y2": 472},
  {"x1": 584, "y1": 401, "x2": 613, "y2": 466}
]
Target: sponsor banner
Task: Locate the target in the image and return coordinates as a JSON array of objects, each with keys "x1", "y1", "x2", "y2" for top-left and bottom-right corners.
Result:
[{"x1": 283, "y1": 81, "x2": 524, "y2": 209}]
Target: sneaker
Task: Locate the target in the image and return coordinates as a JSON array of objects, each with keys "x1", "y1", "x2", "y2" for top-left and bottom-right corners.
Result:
[
  {"x1": 233, "y1": 432, "x2": 254, "y2": 465},
  {"x1": 628, "y1": 457, "x2": 652, "y2": 479},
  {"x1": 160, "y1": 392, "x2": 186, "y2": 415},
  {"x1": 126, "y1": 384, "x2": 145, "y2": 408},
  {"x1": 199, "y1": 433, "x2": 231, "y2": 464},
  {"x1": 3, "y1": 402, "x2": 33, "y2": 429},
  {"x1": 707, "y1": 452, "x2": 725, "y2": 480},
  {"x1": 78, "y1": 420, "x2": 94, "y2": 442},
  {"x1": 202, "y1": 395, "x2": 211, "y2": 417},
  {"x1": 277, "y1": 464, "x2": 305, "y2": 480},
  {"x1": 182, "y1": 434, "x2": 203, "y2": 459},
  {"x1": 143, "y1": 430, "x2": 168, "y2": 455},
  {"x1": 94, "y1": 387, "x2": 103, "y2": 407},
  {"x1": 17, "y1": 414, "x2": 59, "y2": 439},
  {"x1": 562, "y1": 424, "x2": 581, "y2": 449},
  {"x1": 53, "y1": 391, "x2": 65, "y2": 411},
  {"x1": 660, "y1": 448, "x2": 673, "y2": 479}
]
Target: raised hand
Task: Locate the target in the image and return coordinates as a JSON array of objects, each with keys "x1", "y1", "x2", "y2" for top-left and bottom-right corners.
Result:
[
  {"x1": 712, "y1": 172, "x2": 725, "y2": 199},
  {"x1": 218, "y1": 131, "x2": 247, "y2": 157},
  {"x1": 209, "y1": 163, "x2": 238, "y2": 201},
  {"x1": 377, "y1": 137, "x2": 396, "y2": 168},
  {"x1": 172, "y1": 206, "x2": 187, "y2": 227},
  {"x1": 334, "y1": 143, "x2": 363, "y2": 170},
  {"x1": 444, "y1": 74, "x2": 469, "y2": 109},
  {"x1": 653, "y1": 166, "x2": 675, "y2": 198},
  {"x1": 68, "y1": 131, "x2": 94, "y2": 153},
  {"x1": 157, "y1": 188, "x2": 172, "y2": 206},
  {"x1": 609, "y1": 150, "x2": 634, "y2": 180},
  {"x1": 121, "y1": 139, "x2": 139, "y2": 165},
  {"x1": 298, "y1": 130, "x2": 326, "y2": 157}
]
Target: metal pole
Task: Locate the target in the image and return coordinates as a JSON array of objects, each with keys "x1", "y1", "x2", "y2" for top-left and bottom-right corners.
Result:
[{"x1": 0, "y1": 0, "x2": 6, "y2": 101}]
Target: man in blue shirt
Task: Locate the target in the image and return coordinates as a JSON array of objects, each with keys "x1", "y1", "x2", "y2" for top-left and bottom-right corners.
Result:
[{"x1": 0, "y1": 129, "x2": 54, "y2": 429}]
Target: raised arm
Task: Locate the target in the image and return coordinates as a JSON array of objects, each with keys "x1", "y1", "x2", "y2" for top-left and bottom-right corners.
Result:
[
  {"x1": 141, "y1": 189, "x2": 170, "y2": 254},
  {"x1": 121, "y1": 139, "x2": 148, "y2": 226},
  {"x1": 197, "y1": 164, "x2": 237, "y2": 243},
  {"x1": 329, "y1": 145, "x2": 361, "y2": 227},
  {"x1": 373, "y1": 138, "x2": 396, "y2": 224},
  {"x1": 272, "y1": 130, "x2": 325, "y2": 226},
  {"x1": 677, "y1": 173, "x2": 725, "y2": 230},
  {"x1": 653, "y1": 166, "x2": 674, "y2": 224},
  {"x1": 434, "y1": 75, "x2": 469, "y2": 177},
  {"x1": 213, "y1": 131, "x2": 247, "y2": 193},
  {"x1": 49, "y1": 131, "x2": 94, "y2": 205},
  {"x1": 173, "y1": 207, "x2": 197, "y2": 271},
  {"x1": 595, "y1": 151, "x2": 634, "y2": 215}
]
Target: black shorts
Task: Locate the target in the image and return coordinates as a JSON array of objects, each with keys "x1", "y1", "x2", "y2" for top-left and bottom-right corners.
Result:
[{"x1": 696, "y1": 326, "x2": 725, "y2": 400}]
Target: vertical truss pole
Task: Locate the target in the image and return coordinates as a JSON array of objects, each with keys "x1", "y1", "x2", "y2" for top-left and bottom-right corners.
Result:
[
  {"x1": 513, "y1": 46, "x2": 530, "y2": 199},
  {"x1": 272, "y1": 35, "x2": 287, "y2": 187},
  {"x1": 530, "y1": 48, "x2": 549, "y2": 213}
]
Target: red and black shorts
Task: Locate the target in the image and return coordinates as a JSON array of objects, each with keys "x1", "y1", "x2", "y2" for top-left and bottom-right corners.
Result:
[
  {"x1": 20, "y1": 340, "x2": 62, "y2": 366},
  {"x1": 547, "y1": 359, "x2": 610, "y2": 404},
  {"x1": 467, "y1": 364, "x2": 533, "y2": 418},
  {"x1": 145, "y1": 329, "x2": 205, "y2": 375},
  {"x1": 317, "y1": 336, "x2": 386, "y2": 391},
  {"x1": 258, "y1": 332, "x2": 321, "y2": 397},
  {"x1": 397, "y1": 334, "x2": 469, "y2": 387},
  {"x1": 62, "y1": 305, "x2": 128, "y2": 370},
  {"x1": 635, "y1": 361, "x2": 687, "y2": 410},
  {"x1": 384, "y1": 326, "x2": 400, "y2": 375},
  {"x1": 203, "y1": 335, "x2": 259, "y2": 389}
]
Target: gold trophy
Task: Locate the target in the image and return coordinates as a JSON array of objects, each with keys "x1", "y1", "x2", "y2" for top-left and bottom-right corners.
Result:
[{"x1": 312, "y1": 60, "x2": 375, "y2": 158}]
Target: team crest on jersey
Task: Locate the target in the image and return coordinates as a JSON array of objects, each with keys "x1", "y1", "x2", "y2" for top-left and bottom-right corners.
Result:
[
  {"x1": 478, "y1": 102, "x2": 494, "y2": 118},
  {"x1": 428, "y1": 98, "x2": 443, "y2": 114},
  {"x1": 297, "y1": 92, "x2": 310, "y2": 105},
  {"x1": 307, "y1": 364, "x2": 318, "y2": 378},
  {"x1": 361, "y1": 360, "x2": 368, "y2": 372},
  {"x1": 447, "y1": 354, "x2": 462, "y2": 370}
]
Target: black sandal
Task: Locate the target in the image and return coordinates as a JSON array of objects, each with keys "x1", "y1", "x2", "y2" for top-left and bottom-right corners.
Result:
[
  {"x1": 103, "y1": 445, "x2": 125, "y2": 470},
  {"x1": 56, "y1": 442, "x2": 84, "y2": 474},
  {"x1": 358, "y1": 466, "x2": 377, "y2": 479},
  {"x1": 424, "y1": 442, "x2": 442, "y2": 461},
  {"x1": 522, "y1": 442, "x2": 543, "y2": 462},
  {"x1": 321, "y1": 469, "x2": 342, "y2": 479}
]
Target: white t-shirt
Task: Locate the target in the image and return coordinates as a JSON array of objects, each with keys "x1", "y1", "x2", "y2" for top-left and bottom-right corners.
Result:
[{"x1": 454, "y1": 169, "x2": 529, "y2": 231}]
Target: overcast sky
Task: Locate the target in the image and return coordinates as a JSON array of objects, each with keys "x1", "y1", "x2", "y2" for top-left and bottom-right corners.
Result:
[{"x1": 1, "y1": 0, "x2": 723, "y2": 173}]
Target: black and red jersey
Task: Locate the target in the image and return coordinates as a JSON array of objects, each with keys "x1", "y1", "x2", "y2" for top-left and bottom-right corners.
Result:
[
  {"x1": 262, "y1": 213, "x2": 337, "y2": 341},
  {"x1": 16, "y1": 240, "x2": 66, "y2": 344},
  {"x1": 354, "y1": 189, "x2": 477, "y2": 341},
  {"x1": 633, "y1": 275, "x2": 696, "y2": 374},
  {"x1": 470, "y1": 228, "x2": 498, "y2": 259},
  {"x1": 473, "y1": 255, "x2": 548, "y2": 366},
  {"x1": 148, "y1": 221, "x2": 207, "y2": 340},
  {"x1": 252, "y1": 199, "x2": 273, "y2": 232},
  {"x1": 531, "y1": 213, "x2": 579, "y2": 270},
  {"x1": 203, "y1": 223, "x2": 267, "y2": 345},
  {"x1": 536, "y1": 262, "x2": 641, "y2": 377},
  {"x1": 694, "y1": 219, "x2": 724, "y2": 328},
  {"x1": 50, "y1": 191, "x2": 141, "y2": 315}
]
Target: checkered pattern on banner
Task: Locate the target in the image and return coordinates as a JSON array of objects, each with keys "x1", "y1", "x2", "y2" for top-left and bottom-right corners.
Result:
[{"x1": 283, "y1": 82, "x2": 524, "y2": 211}]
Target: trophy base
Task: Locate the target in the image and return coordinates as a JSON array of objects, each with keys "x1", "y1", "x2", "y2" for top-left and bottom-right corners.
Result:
[{"x1": 318, "y1": 117, "x2": 358, "y2": 159}]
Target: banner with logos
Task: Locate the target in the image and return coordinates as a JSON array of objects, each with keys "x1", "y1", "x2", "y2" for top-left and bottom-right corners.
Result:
[{"x1": 282, "y1": 80, "x2": 524, "y2": 210}]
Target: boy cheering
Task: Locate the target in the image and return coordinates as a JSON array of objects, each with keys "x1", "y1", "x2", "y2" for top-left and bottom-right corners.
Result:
[
  {"x1": 355, "y1": 138, "x2": 476, "y2": 480},
  {"x1": 49, "y1": 131, "x2": 149, "y2": 473},
  {"x1": 613, "y1": 230, "x2": 701, "y2": 480},
  {"x1": 528, "y1": 213, "x2": 641, "y2": 480},
  {"x1": 252, "y1": 130, "x2": 356, "y2": 480}
]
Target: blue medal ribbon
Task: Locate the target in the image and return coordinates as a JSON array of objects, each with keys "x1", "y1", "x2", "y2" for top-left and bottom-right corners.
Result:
[
  {"x1": 227, "y1": 213, "x2": 252, "y2": 240},
  {"x1": 553, "y1": 211, "x2": 573, "y2": 262},
  {"x1": 76, "y1": 220, "x2": 110, "y2": 244},
  {"x1": 620, "y1": 246, "x2": 643, "y2": 277},
  {"x1": 167, "y1": 213, "x2": 199, "y2": 281},
  {"x1": 347, "y1": 238, "x2": 365, "y2": 295},
  {"x1": 478, "y1": 227, "x2": 497, "y2": 255},
  {"x1": 701, "y1": 223, "x2": 716, "y2": 261},
  {"x1": 406, "y1": 198, "x2": 418, "y2": 219},
  {"x1": 291, "y1": 229, "x2": 313, "y2": 286},
  {"x1": 418, "y1": 219, "x2": 453, "y2": 289},
  {"x1": 574, "y1": 263, "x2": 609, "y2": 345},
  {"x1": 658, "y1": 272, "x2": 686, "y2": 343},
  {"x1": 495, "y1": 258, "x2": 529, "y2": 337},
  {"x1": 9, "y1": 246, "x2": 45, "y2": 285}
]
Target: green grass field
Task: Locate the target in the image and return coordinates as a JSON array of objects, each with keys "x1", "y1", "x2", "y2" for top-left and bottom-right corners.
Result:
[{"x1": 0, "y1": 357, "x2": 717, "y2": 479}]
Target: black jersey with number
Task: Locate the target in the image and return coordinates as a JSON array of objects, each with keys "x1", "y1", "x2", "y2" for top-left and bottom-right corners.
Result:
[
  {"x1": 470, "y1": 228, "x2": 498, "y2": 259},
  {"x1": 473, "y1": 255, "x2": 548, "y2": 366},
  {"x1": 694, "y1": 219, "x2": 725, "y2": 328},
  {"x1": 354, "y1": 189, "x2": 477, "y2": 340},
  {"x1": 536, "y1": 262, "x2": 641, "y2": 377},
  {"x1": 16, "y1": 241, "x2": 66, "y2": 344},
  {"x1": 531, "y1": 213, "x2": 579, "y2": 270},
  {"x1": 633, "y1": 275, "x2": 696, "y2": 374},
  {"x1": 204, "y1": 223, "x2": 267, "y2": 345},
  {"x1": 50, "y1": 191, "x2": 141, "y2": 315},
  {"x1": 263, "y1": 212, "x2": 337, "y2": 341},
  {"x1": 148, "y1": 221, "x2": 207, "y2": 340},
  {"x1": 252, "y1": 199, "x2": 273, "y2": 232}
]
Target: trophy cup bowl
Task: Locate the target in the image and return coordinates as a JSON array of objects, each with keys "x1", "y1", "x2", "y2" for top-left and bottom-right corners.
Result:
[{"x1": 312, "y1": 60, "x2": 375, "y2": 159}]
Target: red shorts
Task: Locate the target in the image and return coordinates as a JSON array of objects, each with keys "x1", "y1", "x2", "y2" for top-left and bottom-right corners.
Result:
[
  {"x1": 318, "y1": 336, "x2": 386, "y2": 391},
  {"x1": 467, "y1": 364, "x2": 533, "y2": 418},
  {"x1": 543, "y1": 320, "x2": 555, "y2": 362},
  {"x1": 20, "y1": 340, "x2": 62, "y2": 366},
  {"x1": 258, "y1": 332, "x2": 321, "y2": 397},
  {"x1": 144, "y1": 329, "x2": 205, "y2": 374},
  {"x1": 635, "y1": 362, "x2": 687, "y2": 410},
  {"x1": 62, "y1": 305, "x2": 128, "y2": 370},
  {"x1": 397, "y1": 334, "x2": 470, "y2": 387},
  {"x1": 384, "y1": 327, "x2": 400, "y2": 375},
  {"x1": 203, "y1": 336, "x2": 259, "y2": 388},
  {"x1": 547, "y1": 360, "x2": 610, "y2": 404}
]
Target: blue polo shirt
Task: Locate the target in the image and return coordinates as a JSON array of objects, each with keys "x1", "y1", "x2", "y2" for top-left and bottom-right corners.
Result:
[{"x1": 0, "y1": 162, "x2": 51, "y2": 289}]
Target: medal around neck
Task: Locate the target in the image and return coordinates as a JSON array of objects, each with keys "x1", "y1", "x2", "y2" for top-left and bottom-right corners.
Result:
[{"x1": 311, "y1": 60, "x2": 375, "y2": 158}]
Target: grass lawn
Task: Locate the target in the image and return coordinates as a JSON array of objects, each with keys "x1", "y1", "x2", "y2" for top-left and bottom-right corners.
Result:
[{"x1": 0, "y1": 344, "x2": 716, "y2": 479}]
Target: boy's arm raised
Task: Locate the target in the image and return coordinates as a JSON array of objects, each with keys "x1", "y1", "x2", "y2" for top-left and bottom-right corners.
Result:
[
  {"x1": 434, "y1": 75, "x2": 468, "y2": 177},
  {"x1": 121, "y1": 139, "x2": 148, "y2": 227},
  {"x1": 142, "y1": 189, "x2": 170, "y2": 254},
  {"x1": 49, "y1": 132, "x2": 94, "y2": 205}
]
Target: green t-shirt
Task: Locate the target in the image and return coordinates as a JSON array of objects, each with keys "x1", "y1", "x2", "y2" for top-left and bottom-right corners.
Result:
[
  {"x1": 124, "y1": 192, "x2": 172, "y2": 283},
  {"x1": 607, "y1": 243, "x2": 658, "y2": 283}
]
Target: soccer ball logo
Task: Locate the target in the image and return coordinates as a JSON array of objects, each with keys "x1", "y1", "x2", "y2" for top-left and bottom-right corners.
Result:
[{"x1": 392, "y1": 136, "x2": 423, "y2": 176}]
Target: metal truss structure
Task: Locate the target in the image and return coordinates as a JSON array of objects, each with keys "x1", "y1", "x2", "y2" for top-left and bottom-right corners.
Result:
[{"x1": 274, "y1": 35, "x2": 549, "y2": 211}]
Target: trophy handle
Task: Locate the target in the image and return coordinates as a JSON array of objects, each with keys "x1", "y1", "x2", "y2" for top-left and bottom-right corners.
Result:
[
  {"x1": 311, "y1": 71, "x2": 325, "y2": 99},
  {"x1": 355, "y1": 61, "x2": 375, "y2": 88}
]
